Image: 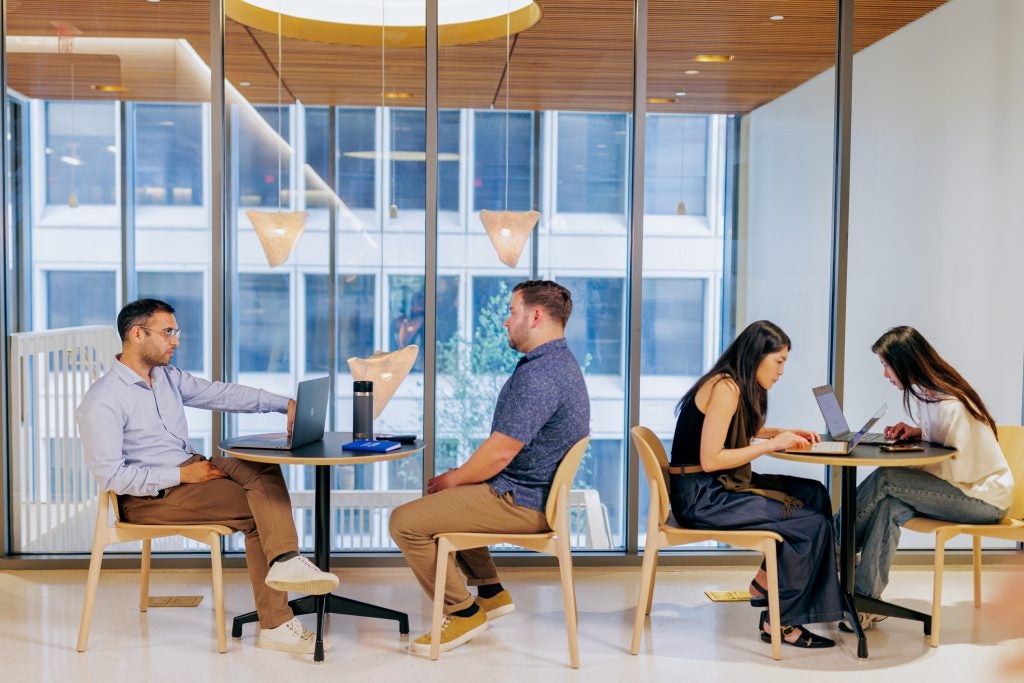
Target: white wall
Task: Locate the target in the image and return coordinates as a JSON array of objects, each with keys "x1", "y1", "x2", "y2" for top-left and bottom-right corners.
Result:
[{"x1": 746, "y1": 0, "x2": 1024, "y2": 430}]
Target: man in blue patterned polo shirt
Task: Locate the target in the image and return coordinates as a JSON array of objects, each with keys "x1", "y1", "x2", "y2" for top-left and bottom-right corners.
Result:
[{"x1": 390, "y1": 280, "x2": 590, "y2": 655}]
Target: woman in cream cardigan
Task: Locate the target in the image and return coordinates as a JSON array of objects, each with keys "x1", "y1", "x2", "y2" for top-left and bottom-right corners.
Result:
[{"x1": 851, "y1": 326, "x2": 1014, "y2": 628}]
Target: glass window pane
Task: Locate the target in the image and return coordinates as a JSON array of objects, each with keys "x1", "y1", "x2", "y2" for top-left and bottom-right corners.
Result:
[
  {"x1": 238, "y1": 273, "x2": 291, "y2": 372},
  {"x1": 641, "y1": 278, "x2": 705, "y2": 375},
  {"x1": 473, "y1": 111, "x2": 534, "y2": 211},
  {"x1": 337, "y1": 108, "x2": 376, "y2": 210},
  {"x1": 135, "y1": 103, "x2": 203, "y2": 206},
  {"x1": 389, "y1": 274, "x2": 458, "y2": 372},
  {"x1": 556, "y1": 113, "x2": 627, "y2": 214},
  {"x1": 237, "y1": 105, "x2": 291, "y2": 208},
  {"x1": 138, "y1": 271, "x2": 204, "y2": 372},
  {"x1": 469, "y1": 276, "x2": 520, "y2": 375},
  {"x1": 391, "y1": 109, "x2": 459, "y2": 212},
  {"x1": 644, "y1": 115, "x2": 708, "y2": 216},
  {"x1": 46, "y1": 101, "x2": 116, "y2": 206},
  {"x1": 303, "y1": 273, "x2": 376, "y2": 373},
  {"x1": 560, "y1": 277, "x2": 624, "y2": 375},
  {"x1": 46, "y1": 271, "x2": 117, "y2": 328}
]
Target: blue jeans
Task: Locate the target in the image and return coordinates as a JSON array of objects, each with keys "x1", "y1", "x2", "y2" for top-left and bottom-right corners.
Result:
[{"x1": 850, "y1": 467, "x2": 1005, "y2": 598}]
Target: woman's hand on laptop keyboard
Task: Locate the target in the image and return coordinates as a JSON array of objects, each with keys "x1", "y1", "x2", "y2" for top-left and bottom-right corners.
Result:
[{"x1": 884, "y1": 421, "x2": 922, "y2": 441}]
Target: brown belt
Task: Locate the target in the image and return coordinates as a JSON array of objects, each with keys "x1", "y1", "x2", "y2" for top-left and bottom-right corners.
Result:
[{"x1": 667, "y1": 465, "x2": 705, "y2": 475}]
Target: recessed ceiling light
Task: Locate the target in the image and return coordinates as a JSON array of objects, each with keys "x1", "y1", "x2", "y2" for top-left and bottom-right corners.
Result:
[
  {"x1": 674, "y1": 92, "x2": 686, "y2": 97},
  {"x1": 684, "y1": 69, "x2": 699, "y2": 75},
  {"x1": 695, "y1": 54, "x2": 734, "y2": 63},
  {"x1": 647, "y1": 97, "x2": 676, "y2": 104},
  {"x1": 239, "y1": 81, "x2": 252, "y2": 87},
  {"x1": 146, "y1": 0, "x2": 161, "y2": 3},
  {"x1": 770, "y1": 15, "x2": 784, "y2": 21},
  {"x1": 91, "y1": 84, "x2": 126, "y2": 92},
  {"x1": 384, "y1": 91, "x2": 414, "y2": 99}
]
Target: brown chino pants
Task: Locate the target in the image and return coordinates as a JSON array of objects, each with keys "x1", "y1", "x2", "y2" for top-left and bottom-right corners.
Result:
[
  {"x1": 388, "y1": 483, "x2": 548, "y2": 614},
  {"x1": 119, "y1": 454, "x2": 298, "y2": 628}
]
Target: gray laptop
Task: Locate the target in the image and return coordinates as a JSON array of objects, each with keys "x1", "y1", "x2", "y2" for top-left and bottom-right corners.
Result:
[
  {"x1": 813, "y1": 384, "x2": 894, "y2": 445},
  {"x1": 220, "y1": 376, "x2": 330, "y2": 450}
]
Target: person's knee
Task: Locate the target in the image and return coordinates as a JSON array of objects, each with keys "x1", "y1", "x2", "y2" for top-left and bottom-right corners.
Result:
[{"x1": 388, "y1": 500, "x2": 421, "y2": 543}]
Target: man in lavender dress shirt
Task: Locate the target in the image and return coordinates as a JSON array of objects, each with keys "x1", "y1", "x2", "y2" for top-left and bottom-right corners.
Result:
[
  {"x1": 76, "y1": 299, "x2": 337, "y2": 654},
  {"x1": 389, "y1": 280, "x2": 590, "y2": 655}
]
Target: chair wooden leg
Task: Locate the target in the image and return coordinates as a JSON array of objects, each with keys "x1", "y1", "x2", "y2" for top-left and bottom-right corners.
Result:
[
  {"x1": 631, "y1": 542, "x2": 659, "y2": 655},
  {"x1": 77, "y1": 537, "x2": 107, "y2": 652},
  {"x1": 972, "y1": 535, "x2": 982, "y2": 608},
  {"x1": 763, "y1": 540, "x2": 782, "y2": 661},
  {"x1": 929, "y1": 532, "x2": 948, "y2": 647},
  {"x1": 556, "y1": 540, "x2": 581, "y2": 669},
  {"x1": 139, "y1": 538, "x2": 152, "y2": 612},
  {"x1": 429, "y1": 538, "x2": 452, "y2": 660},
  {"x1": 210, "y1": 535, "x2": 227, "y2": 653}
]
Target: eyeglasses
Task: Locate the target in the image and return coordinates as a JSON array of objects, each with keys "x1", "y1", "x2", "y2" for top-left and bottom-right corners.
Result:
[{"x1": 138, "y1": 326, "x2": 182, "y2": 340}]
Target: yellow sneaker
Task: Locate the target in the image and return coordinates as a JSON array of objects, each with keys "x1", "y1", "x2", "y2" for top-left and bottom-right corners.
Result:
[
  {"x1": 475, "y1": 589, "x2": 516, "y2": 620},
  {"x1": 411, "y1": 608, "x2": 488, "y2": 654}
]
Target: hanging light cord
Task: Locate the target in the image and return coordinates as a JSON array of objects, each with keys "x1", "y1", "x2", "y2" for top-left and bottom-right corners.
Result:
[
  {"x1": 504, "y1": 1, "x2": 511, "y2": 212},
  {"x1": 277, "y1": 6, "x2": 284, "y2": 212}
]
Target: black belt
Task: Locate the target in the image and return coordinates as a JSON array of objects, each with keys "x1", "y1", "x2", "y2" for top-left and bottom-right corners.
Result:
[{"x1": 667, "y1": 465, "x2": 705, "y2": 475}]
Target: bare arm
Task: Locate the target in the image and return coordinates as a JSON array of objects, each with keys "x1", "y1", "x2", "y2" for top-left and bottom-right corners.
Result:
[
  {"x1": 426, "y1": 431, "x2": 524, "y2": 493},
  {"x1": 698, "y1": 380, "x2": 810, "y2": 471}
]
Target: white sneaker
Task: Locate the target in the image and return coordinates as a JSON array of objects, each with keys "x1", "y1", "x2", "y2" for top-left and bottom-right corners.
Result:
[
  {"x1": 258, "y1": 617, "x2": 317, "y2": 654},
  {"x1": 264, "y1": 556, "x2": 339, "y2": 595}
]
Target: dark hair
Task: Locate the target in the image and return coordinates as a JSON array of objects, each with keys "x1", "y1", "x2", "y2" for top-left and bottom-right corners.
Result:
[
  {"x1": 675, "y1": 320, "x2": 791, "y2": 447},
  {"x1": 513, "y1": 280, "x2": 573, "y2": 326},
  {"x1": 117, "y1": 299, "x2": 175, "y2": 342},
  {"x1": 872, "y1": 326, "x2": 997, "y2": 437}
]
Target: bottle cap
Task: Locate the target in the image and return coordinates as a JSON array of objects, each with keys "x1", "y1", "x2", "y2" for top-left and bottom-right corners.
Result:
[{"x1": 353, "y1": 380, "x2": 373, "y2": 393}]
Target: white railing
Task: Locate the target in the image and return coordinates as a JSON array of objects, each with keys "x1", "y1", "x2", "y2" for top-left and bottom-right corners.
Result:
[{"x1": 9, "y1": 326, "x2": 121, "y2": 553}]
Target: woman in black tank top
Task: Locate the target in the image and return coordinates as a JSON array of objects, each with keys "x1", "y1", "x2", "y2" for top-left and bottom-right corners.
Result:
[{"x1": 668, "y1": 320, "x2": 843, "y2": 649}]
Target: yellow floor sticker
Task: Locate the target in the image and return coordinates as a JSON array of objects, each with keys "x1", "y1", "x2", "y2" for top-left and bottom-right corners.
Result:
[
  {"x1": 147, "y1": 595, "x2": 203, "y2": 608},
  {"x1": 704, "y1": 590, "x2": 751, "y2": 602}
]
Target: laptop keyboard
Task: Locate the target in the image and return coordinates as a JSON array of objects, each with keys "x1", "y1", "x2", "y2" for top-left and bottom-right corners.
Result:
[{"x1": 858, "y1": 432, "x2": 890, "y2": 444}]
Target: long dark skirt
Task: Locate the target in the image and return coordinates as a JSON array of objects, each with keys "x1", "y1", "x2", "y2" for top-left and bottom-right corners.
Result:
[{"x1": 670, "y1": 471, "x2": 844, "y2": 626}]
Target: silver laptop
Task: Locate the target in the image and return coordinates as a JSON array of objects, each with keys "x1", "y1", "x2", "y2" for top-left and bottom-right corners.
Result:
[
  {"x1": 813, "y1": 384, "x2": 894, "y2": 445},
  {"x1": 220, "y1": 376, "x2": 330, "y2": 450}
]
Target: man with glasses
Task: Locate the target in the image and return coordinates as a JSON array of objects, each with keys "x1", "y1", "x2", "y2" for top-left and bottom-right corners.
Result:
[{"x1": 77, "y1": 298, "x2": 337, "y2": 654}]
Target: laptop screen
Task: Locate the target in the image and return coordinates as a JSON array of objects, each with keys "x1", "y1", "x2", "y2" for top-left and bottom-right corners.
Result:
[{"x1": 812, "y1": 385, "x2": 851, "y2": 435}]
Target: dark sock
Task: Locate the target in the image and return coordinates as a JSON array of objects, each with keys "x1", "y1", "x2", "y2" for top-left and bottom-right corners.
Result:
[
  {"x1": 453, "y1": 603, "x2": 480, "y2": 618},
  {"x1": 270, "y1": 550, "x2": 300, "y2": 566},
  {"x1": 477, "y1": 583, "x2": 504, "y2": 599}
]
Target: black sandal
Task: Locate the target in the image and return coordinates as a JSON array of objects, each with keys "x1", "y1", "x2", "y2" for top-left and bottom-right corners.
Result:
[
  {"x1": 749, "y1": 578, "x2": 768, "y2": 608},
  {"x1": 759, "y1": 611, "x2": 836, "y2": 649}
]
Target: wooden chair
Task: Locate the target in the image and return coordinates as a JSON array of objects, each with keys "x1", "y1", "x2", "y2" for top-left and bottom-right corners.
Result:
[
  {"x1": 903, "y1": 424, "x2": 1024, "y2": 647},
  {"x1": 428, "y1": 437, "x2": 591, "y2": 667},
  {"x1": 630, "y1": 426, "x2": 783, "y2": 660},
  {"x1": 77, "y1": 491, "x2": 233, "y2": 653}
]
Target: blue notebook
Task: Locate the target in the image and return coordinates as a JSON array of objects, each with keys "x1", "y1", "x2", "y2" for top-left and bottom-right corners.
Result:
[{"x1": 342, "y1": 439, "x2": 402, "y2": 453}]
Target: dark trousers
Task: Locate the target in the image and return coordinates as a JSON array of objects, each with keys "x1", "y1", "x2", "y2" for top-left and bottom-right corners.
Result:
[{"x1": 670, "y1": 471, "x2": 844, "y2": 626}]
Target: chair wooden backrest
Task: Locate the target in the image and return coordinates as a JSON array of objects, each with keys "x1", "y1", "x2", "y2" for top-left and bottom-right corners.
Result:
[
  {"x1": 631, "y1": 425, "x2": 672, "y2": 526},
  {"x1": 545, "y1": 437, "x2": 593, "y2": 532},
  {"x1": 997, "y1": 425, "x2": 1024, "y2": 520}
]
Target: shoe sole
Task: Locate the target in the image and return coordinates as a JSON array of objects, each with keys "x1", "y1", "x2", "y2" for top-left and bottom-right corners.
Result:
[
  {"x1": 482, "y1": 603, "x2": 516, "y2": 620},
  {"x1": 265, "y1": 577, "x2": 339, "y2": 595},
  {"x1": 410, "y1": 621, "x2": 489, "y2": 654}
]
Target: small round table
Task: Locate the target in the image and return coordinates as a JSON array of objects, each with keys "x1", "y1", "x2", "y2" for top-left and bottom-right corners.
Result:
[
  {"x1": 220, "y1": 431, "x2": 425, "y2": 662},
  {"x1": 771, "y1": 441, "x2": 955, "y2": 658}
]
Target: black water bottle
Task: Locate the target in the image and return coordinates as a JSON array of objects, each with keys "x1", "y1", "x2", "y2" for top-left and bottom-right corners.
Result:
[{"x1": 352, "y1": 380, "x2": 374, "y2": 439}]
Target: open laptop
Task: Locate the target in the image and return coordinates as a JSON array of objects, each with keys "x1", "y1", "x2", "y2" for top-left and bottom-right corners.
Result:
[
  {"x1": 813, "y1": 384, "x2": 895, "y2": 445},
  {"x1": 786, "y1": 403, "x2": 888, "y2": 455},
  {"x1": 220, "y1": 376, "x2": 330, "y2": 450}
]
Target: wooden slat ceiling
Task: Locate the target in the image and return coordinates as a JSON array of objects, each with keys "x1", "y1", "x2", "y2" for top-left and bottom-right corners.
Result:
[{"x1": 6, "y1": 0, "x2": 948, "y2": 113}]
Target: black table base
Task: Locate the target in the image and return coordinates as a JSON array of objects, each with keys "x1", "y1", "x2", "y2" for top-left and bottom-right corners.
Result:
[
  {"x1": 231, "y1": 461, "x2": 409, "y2": 661},
  {"x1": 839, "y1": 466, "x2": 931, "y2": 658}
]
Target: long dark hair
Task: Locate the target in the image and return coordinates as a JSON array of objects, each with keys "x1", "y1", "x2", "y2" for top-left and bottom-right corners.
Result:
[
  {"x1": 872, "y1": 326, "x2": 997, "y2": 437},
  {"x1": 675, "y1": 320, "x2": 791, "y2": 446}
]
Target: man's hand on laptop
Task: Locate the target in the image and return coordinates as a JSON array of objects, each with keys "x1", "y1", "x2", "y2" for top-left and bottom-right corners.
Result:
[
  {"x1": 180, "y1": 458, "x2": 227, "y2": 483},
  {"x1": 286, "y1": 399, "x2": 296, "y2": 436}
]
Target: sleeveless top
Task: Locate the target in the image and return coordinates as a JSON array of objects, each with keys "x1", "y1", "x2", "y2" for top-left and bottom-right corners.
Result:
[{"x1": 670, "y1": 396, "x2": 705, "y2": 468}]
